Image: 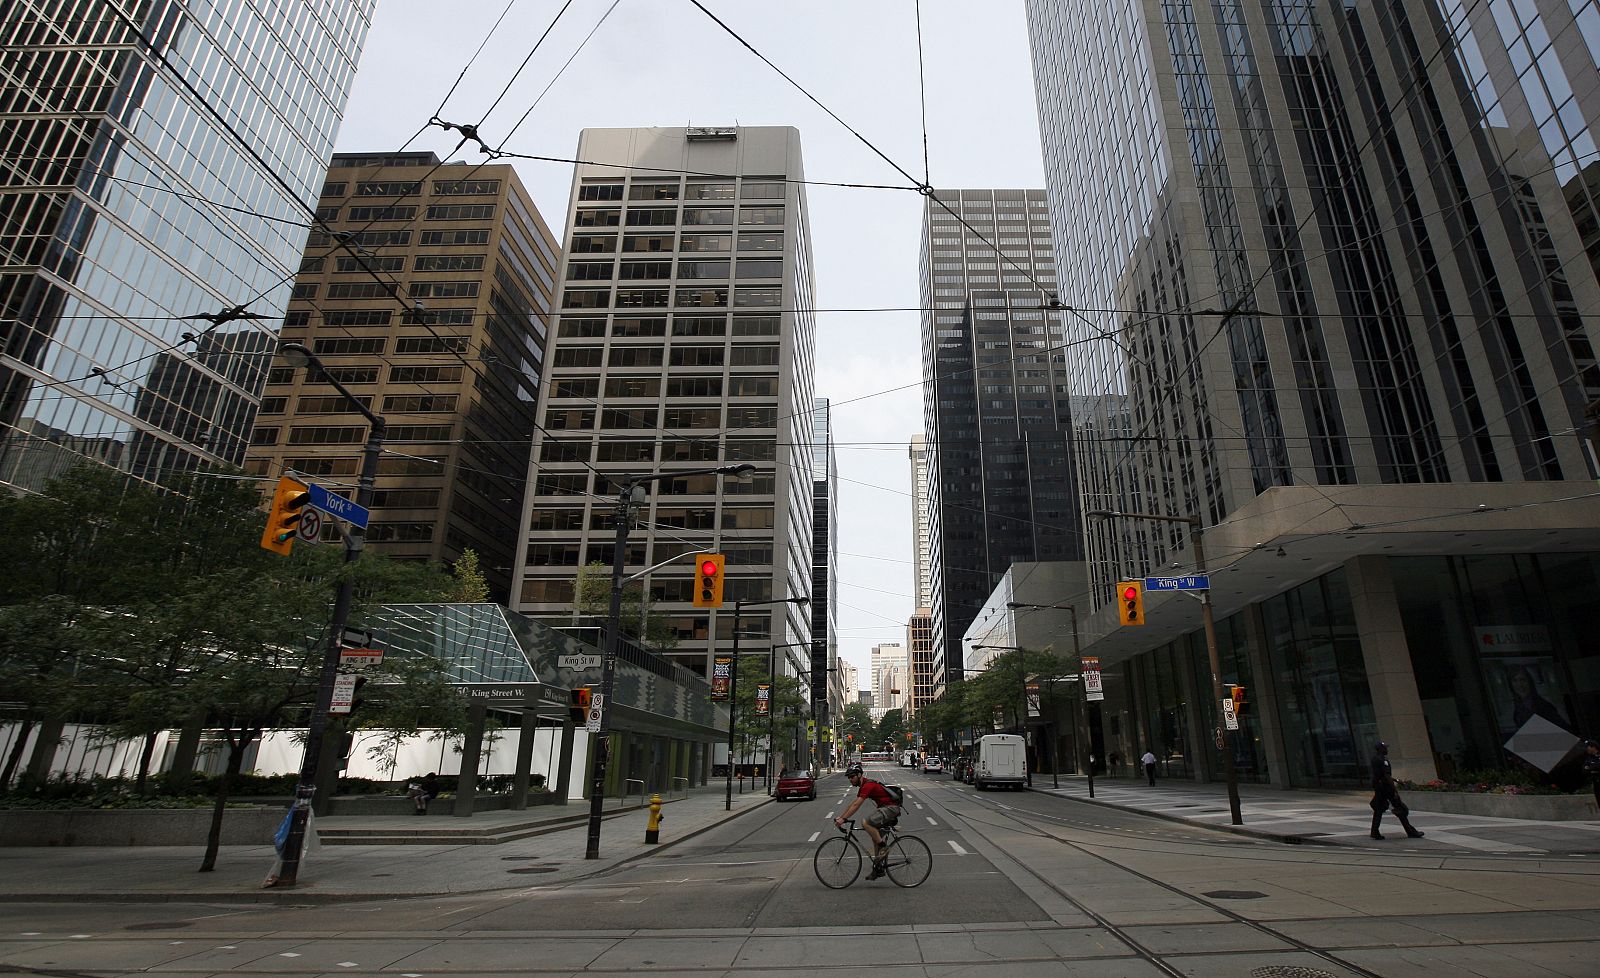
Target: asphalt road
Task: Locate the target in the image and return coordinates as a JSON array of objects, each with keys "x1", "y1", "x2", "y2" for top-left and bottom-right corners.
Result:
[{"x1": 4, "y1": 761, "x2": 1599, "y2": 977}]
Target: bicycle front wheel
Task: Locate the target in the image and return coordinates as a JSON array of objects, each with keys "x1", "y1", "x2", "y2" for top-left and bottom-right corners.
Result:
[
  {"x1": 885, "y1": 835, "x2": 932, "y2": 888},
  {"x1": 813, "y1": 837, "x2": 862, "y2": 889}
]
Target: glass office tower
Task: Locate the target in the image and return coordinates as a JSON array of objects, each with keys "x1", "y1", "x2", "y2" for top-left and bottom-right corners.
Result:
[
  {"x1": 1027, "y1": 0, "x2": 1600, "y2": 786},
  {"x1": 0, "y1": 1, "x2": 374, "y2": 489},
  {"x1": 919, "y1": 189, "x2": 1083, "y2": 686}
]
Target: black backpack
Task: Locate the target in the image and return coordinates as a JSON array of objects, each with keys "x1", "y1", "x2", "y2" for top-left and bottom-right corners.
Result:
[{"x1": 881, "y1": 783, "x2": 905, "y2": 806}]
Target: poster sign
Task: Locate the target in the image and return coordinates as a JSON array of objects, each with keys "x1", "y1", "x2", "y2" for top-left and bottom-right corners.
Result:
[
  {"x1": 711, "y1": 655, "x2": 733, "y2": 701},
  {"x1": 755, "y1": 684, "x2": 771, "y2": 716},
  {"x1": 1026, "y1": 683, "x2": 1040, "y2": 718},
  {"x1": 1082, "y1": 655, "x2": 1103, "y2": 702}
]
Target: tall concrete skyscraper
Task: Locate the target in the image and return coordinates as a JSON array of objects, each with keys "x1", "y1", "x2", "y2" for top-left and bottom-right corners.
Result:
[
  {"x1": 908, "y1": 434, "x2": 934, "y2": 610},
  {"x1": 919, "y1": 189, "x2": 1083, "y2": 686},
  {"x1": 1027, "y1": 0, "x2": 1600, "y2": 788},
  {"x1": 870, "y1": 642, "x2": 909, "y2": 721},
  {"x1": 513, "y1": 126, "x2": 816, "y2": 678},
  {"x1": 0, "y1": 1, "x2": 376, "y2": 490},
  {"x1": 246, "y1": 153, "x2": 560, "y2": 602}
]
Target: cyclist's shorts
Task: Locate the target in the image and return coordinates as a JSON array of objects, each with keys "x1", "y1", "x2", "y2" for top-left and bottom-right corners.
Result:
[{"x1": 867, "y1": 804, "x2": 902, "y2": 829}]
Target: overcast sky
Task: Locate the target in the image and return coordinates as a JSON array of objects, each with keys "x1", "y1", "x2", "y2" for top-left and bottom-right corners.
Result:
[{"x1": 333, "y1": 0, "x2": 1047, "y2": 688}]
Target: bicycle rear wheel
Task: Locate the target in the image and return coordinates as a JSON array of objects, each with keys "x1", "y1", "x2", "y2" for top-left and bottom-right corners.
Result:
[
  {"x1": 814, "y1": 837, "x2": 862, "y2": 889},
  {"x1": 884, "y1": 835, "x2": 932, "y2": 888}
]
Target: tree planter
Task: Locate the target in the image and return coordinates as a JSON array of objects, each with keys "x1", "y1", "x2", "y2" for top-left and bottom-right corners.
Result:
[
  {"x1": 0, "y1": 807, "x2": 282, "y2": 846},
  {"x1": 1402, "y1": 790, "x2": 1596, "y2": 821}
]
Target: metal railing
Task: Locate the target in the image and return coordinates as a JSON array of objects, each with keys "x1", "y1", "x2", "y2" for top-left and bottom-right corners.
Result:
[
  {"x1": 671, "y1": 776, "x2": 690, "y2": 801},
  {"x1": 616, "y1": 777, "x2": 646, "y2": 809}
]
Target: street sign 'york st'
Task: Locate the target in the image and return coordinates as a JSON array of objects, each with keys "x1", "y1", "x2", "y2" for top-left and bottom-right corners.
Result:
[{"x1": 308, "y1": 484, "x2": 370, "y2": 529}]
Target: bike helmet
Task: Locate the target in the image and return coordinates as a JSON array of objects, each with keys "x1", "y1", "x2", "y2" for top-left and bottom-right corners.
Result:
[{"x1": 845, "y1": 761, "x2": 864, "y2": 777}]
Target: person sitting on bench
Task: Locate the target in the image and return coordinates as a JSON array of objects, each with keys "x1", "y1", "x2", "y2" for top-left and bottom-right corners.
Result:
[{"x1": 406, "y1": 772, "x2": 442, "y2": 814}]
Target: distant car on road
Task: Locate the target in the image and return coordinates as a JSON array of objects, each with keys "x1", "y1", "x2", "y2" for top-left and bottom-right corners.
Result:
[
  {"x1": 774, "y1": 769, "x2": 817, "y2": 802},
  {"x1": 921, "y1": 755, "x2": 943, "y2": 773}
]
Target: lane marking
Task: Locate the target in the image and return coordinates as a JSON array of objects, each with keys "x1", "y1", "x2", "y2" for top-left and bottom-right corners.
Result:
[
  {"x1": 807, "y1": 831, "x2": 820, "y2": 842},
  {"x1": 927, "y1": 816, "x2": 939, "y2": 826},
  {"x1": 948, "y1": 840, "x2": 969, "y2": 855},
  {"x1": 827, "y1": 810, "x2": 836, "y2": 819}
]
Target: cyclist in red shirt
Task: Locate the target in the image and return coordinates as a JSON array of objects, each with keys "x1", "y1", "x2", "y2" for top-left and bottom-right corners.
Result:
[{"x1": 835, "y1": 762, "x2": 902, "y2": 879}]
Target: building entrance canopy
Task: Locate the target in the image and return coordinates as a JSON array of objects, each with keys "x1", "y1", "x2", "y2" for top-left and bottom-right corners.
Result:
[{"x1": 364, "y1": 603, "x2": 725, "y2": 737}]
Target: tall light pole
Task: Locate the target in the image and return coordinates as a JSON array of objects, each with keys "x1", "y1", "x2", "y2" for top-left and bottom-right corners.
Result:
[
  {"x1": 270, "y1": 342, "x2": 385, "y2": 887},
  {"x1": 726, "y1": 597, "x2": 809, "y2": 810},
  {"x1": 586, "y1": 463, "x2": 756, "y2": 860},
  {"x1": 757, "y1": 641, "x2": 809, "y2": 790},
  {"x1": 1086, "y1": 509, "x2": 1241, "y2": 825},
  {"x1": 1008, "y1": 601, "x2": 1091, "y2": 796}
]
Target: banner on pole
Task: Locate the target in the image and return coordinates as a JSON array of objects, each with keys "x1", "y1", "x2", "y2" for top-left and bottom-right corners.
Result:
[
  {"x1": 755, "y1": 684, "x2": 771, "y2": 716},
  {"x1": 1026, "y1": 683, "x2": 1041, "y2": 718},
  {"x1": 711, "y1": 655, "x2": 732, "y2": 701},
  {"x1": 1082, "y1": 655, "x2": 1104, "y2": 702}
]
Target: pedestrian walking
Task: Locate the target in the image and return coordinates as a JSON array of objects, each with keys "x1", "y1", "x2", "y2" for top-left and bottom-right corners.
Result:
[
  {"x1": 1141, "y1": 749, "x2": 1157, "y2": 786},
  {"x1": 1369, "y1": 742, "x2": 1423, "y2": 839}
]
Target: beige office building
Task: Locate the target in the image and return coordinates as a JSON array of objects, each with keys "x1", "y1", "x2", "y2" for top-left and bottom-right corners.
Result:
[
  {"x1": 512, "y1": 126, "x2": 817, "y2": 679},
  {"x1": 247, "y1": 152, "x2": 560, "y2": 601}
]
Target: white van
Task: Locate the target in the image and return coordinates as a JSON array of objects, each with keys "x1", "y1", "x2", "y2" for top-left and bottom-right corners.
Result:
[
  {"x1": 974, "y1": 734, "x2": 1027, "y2": 790},
  {"x1": 900, "y1": 749, "x2": 918, "y2": 768}
]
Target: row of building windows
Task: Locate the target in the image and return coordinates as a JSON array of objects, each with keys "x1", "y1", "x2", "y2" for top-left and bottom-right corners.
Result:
[
  {"x1": 576, "y1": 180, "x2": 784, "y2": 201},
  {"x1": 568, "y1": 259, "x2": 781, "y2": 280},
  {"x1": 321, "y1": 180, "x2": 503, "y2": 198},
  {"x1": 562, "y1": 286, "x2": 782, "y2": 309},
  {"x1": 572, "y1": 207, "x2": 783, "y2": 228},
  {"x1": 544, "y1": 405, "x2": 780, "y2": 430},
  {"x1": 321, "y1": 203, "x2": 500, "y2": 222},
  {"x1": 555, "y1": 315, "x2": 780, "y2": 338},
  {"x1": 571, "y1": 231, "x2": 782, "y2": 253},
  {"x1": 548, "y1": 345, "x2": 780, "y2": 368},
  {"x1": 549, "y1": 375, "x2": 778, "y2": 398}
]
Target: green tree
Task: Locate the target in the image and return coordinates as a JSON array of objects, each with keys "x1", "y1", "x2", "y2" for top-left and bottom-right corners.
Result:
[
  {"x1": 572, "y1": 560, "x2": 678, "y2": 649},
  {"x1": 0, "y1": 465, "x2": 467, "y2": 871},
  {"x1": 874, "y1": 708, "x2": 910, "y2": 752},
  {"x1": 447, "y1": 549, "x2": 490, "y2": 602},
  {"x1": 730, "y1": 663, "x2": 806, "y2": 774},
  {"x1": 839, "y1": 701, "x2": 873, "y2": 750}
]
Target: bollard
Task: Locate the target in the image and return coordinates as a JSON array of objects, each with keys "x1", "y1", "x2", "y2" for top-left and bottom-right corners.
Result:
[{"x1": 645, "y1": 792, "x2": 663, "y2": 844}]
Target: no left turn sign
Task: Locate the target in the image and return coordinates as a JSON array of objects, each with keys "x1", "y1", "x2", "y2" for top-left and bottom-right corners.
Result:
[{"x1": 297, "y1": 507, "x2": 323, "y2": 544}]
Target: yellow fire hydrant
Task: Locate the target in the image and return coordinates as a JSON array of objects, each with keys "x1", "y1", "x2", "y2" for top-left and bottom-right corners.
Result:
[{"x1": 645, "y1": 793, "x2": 664, "y2": 844}]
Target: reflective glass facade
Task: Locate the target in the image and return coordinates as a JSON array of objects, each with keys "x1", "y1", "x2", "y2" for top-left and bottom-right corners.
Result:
[
  {"x1": 1028, "y1": 0, "x2": 1600, "y2": 787},
  {"x1": 1027, "y1": 0, "x2": 1600, "y2": 596},
  {"x1": 811, "y1": 398, "x2": 839, "y2": 720},
  {"x1": 0, "y1": 0, "x2": 373, "y2": 490},
  {"x1": 919, "y1": 189, "x2": 1083, "y2": 686}
]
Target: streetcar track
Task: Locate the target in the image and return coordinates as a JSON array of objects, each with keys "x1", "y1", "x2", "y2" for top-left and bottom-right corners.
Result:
[{"x1": 934, "y1": 787, "x2": 1388, "y2": 978}]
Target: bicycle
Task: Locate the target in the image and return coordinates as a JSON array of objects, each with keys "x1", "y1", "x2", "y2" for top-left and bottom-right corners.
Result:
[{"x1": 813, "y1": 817, "x2": 932, "y2": 888}]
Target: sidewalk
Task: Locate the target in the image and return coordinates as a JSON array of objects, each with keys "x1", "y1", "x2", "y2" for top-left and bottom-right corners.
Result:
[
  {"x1": 1026, "y1": 774, "x2": 1600, "y2": 854},
  {"x1": 0, "y1": 783, "x2": 774, "y2": 905}
]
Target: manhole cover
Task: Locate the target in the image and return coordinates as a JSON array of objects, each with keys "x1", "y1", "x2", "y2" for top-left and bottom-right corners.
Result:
[
  {"x1": 124, "y1": 922, "x2": 193, "y2": 931},
  {"x1": 1250, "y1": 968, "x2": 1337, "y2": 978},
  {"x1": 1203, "y1": 889, "x2": 1269, "y2": 900},
  {"x1": 507, "y1": 867, "x2": 559, "y2": 874}
]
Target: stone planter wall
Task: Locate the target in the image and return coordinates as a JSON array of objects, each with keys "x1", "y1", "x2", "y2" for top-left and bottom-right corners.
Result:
[
  {"x1": 321, "y1": 792, "x2": 561, "y2": 817},
  {"x1": 0, "y1": 807, "x2": 282, "y2": 847},
  {"x1": 1403, "y1": 790, "x2": 1596, "y2": 820}
]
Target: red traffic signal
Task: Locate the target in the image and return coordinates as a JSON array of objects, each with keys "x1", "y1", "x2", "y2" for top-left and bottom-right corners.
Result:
[
  {"x1": 1116, "y1": 580, "x2": 1145, "y2": 625},
  {"x1": 692, "y1": 553, "x2": 725, "y2": 608}
]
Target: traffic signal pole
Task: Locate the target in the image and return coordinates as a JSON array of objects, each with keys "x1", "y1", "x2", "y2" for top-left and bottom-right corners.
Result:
[
  {"x1": 586, "y1": 480, "x2": 637, "y2": 860},
  {"x1": 1189, "y1": 524, "x2": 1243, "y2": 825},
  {"x1": 272, "y1": 418, "x2": 385, "y2": 886}
]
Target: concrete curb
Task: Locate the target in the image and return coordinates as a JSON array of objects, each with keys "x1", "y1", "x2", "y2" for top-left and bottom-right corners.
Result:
[{"x1": 0, "y1": 795, "x2": 777, "y2": 906}]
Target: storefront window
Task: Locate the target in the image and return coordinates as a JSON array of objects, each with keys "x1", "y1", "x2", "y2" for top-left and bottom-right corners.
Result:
[{"x1": 1262, "y1": 569, "x2": 1374, "y2": 787}]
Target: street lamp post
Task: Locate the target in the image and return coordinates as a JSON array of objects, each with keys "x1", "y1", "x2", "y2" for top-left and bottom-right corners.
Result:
[
  {"x1": 586, "y1": 463, "x2": 756, "y2": 860},
  {"x1": 1008, "y1": 601, "x2": 1091, "y2": 797},
  {"x1": 1086, "y1": 509, "x2": 1241, "y2": 825},
  {"x1": 270, "y1": 343, "x2": 386, "y2": 887},
  {"x1": 757, "y1": 641, "x2": 808, "y2": 791},
  {"x1": 725, "y1": 598, "x2": 808, "y2": 810}
]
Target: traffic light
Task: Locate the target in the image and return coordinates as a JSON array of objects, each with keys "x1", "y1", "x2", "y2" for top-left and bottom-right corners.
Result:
[
  {"x1": 569, "y1": 686, "x2": 592, "y2": 724},
  {"x1": 692, "y1": 552, "x2": 725, "y2": 607},
  {"x1": 260, "y1": 475, "x2": 310, "y2": 555},
  {"x1": 1117, "y1": 580, "x2": 1145, "y2": 625},
  {"x1": 1231, "y1": 685, "x2": 1247, "y2": 715}
]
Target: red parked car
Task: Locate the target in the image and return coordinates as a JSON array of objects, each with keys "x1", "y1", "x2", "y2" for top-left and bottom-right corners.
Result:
[{"x1": 774, "y1": 769, "x2": 817, "y2": 801}]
